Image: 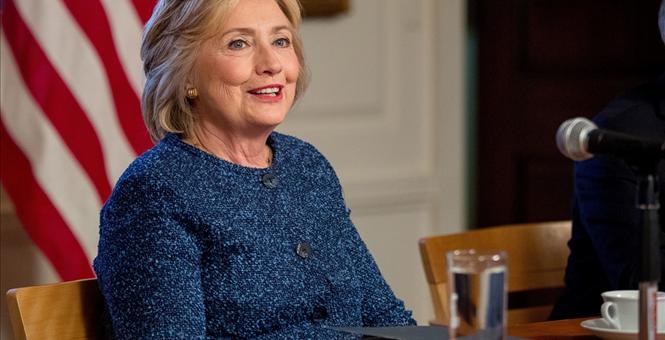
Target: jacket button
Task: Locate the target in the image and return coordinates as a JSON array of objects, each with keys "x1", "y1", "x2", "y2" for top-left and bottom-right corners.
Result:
[
  {"x1": 261, "y1": 173, "x2": 278, "y2": 188},
  {"x1": 296, "y1": 242, "x2": 311, "y2": 258},
  {"x1": 312, "y1": 306, "x2": 327, "y2": 322}
]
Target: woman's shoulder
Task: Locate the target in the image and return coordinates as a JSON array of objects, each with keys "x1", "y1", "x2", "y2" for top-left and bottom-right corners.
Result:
[
  {"x1": 107, "y1": 135, "x2": 194, "y2": 205},
  {"x1": 119, "y1": 134, "x2": 199, "y2": 181},
  {"x1": 271, "y1": 132, "x2": 331, "y2": 167},
  {"x1": 272, "y1": 131, "x2": 319, "y2": 153}
]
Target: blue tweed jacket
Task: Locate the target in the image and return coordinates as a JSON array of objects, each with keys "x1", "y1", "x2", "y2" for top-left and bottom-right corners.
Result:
[{"x1": 93, "y1": 132, "x2": 415, "y2": 339}]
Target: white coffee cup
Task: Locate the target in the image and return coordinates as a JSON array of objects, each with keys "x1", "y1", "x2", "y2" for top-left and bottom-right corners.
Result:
[{"x1": 600, "y1": 290, "x2": 665, "y2": 331}]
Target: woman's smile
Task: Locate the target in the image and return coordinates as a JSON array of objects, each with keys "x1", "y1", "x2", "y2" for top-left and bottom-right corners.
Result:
[{"x1": 247, "y1": 84, "x2": 284, "y2": 102}]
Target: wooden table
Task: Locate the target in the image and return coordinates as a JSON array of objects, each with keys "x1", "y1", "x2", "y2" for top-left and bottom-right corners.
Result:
[{"x1": 507, "y1": 317, "x2": 597, "y2": 339}]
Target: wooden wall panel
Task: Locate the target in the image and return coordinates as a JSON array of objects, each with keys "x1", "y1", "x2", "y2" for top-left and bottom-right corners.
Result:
[{"x1": 475, "y1": 0, "x2": 665, "y2": 227}]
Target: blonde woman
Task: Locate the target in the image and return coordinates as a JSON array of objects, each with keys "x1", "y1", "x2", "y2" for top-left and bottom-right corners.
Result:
[{"x1": 93, "y1": 0, "x2": 415, "y2": 338}]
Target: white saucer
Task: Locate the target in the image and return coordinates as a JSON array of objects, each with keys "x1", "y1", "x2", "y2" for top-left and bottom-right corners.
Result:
[{"x1": 580, "y1": 318, "x2": 665, "y2": 340}]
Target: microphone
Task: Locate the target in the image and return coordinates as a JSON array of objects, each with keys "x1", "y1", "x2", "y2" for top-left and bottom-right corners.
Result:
[{"x1": 556, "y1": 117, "x2": 665, "y2": 161}]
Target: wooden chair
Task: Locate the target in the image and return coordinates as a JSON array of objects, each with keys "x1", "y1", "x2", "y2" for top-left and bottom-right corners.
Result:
[
  {"x1": 6, "y1": 278, "x2": 106, "y2": 340},
  {"x1": 419, "y1": 221, "x2": 571, "y2": 326}
]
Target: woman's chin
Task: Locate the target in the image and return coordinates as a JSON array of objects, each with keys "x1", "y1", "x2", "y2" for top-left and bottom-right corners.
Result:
[
  {"x1": 250, "y1": 111, "x2": 289, "y2": 129},
  {"x1": 245, "y1": 117, "x2": 287, "y2": 134}
]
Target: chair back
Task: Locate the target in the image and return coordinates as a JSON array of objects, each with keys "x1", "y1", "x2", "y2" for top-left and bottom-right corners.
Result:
[
  {"x1": 6, "y1": 278, "x2": 106, "y2": 340},
  {"x1": 419, "y1": 221, "x2": 571, "y2": 325}
]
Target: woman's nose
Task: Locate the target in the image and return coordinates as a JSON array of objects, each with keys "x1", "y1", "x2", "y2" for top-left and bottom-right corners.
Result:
[{"x1": 255, "y1": 43, "x2": 282, "y2": 76}]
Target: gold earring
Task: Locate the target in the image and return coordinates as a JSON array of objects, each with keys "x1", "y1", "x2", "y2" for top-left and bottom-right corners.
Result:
[{"x1": 186, "y1": 88, "x2": 198, "y2": 99}]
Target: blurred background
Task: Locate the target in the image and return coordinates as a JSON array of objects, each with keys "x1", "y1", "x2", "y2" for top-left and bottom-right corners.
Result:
[{"x1": 1, "y1": 0, "x2": 664, "y2": 338}]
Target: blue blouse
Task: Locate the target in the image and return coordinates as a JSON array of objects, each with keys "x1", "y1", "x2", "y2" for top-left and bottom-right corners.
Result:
[{"x1": 93, "y1": 133, "x2": 415, "y2": 339}]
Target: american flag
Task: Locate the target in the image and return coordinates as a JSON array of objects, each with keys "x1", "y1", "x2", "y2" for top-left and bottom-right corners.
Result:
[{"x1": 1, "y1": 0, "x2": 157, "y2": 280}]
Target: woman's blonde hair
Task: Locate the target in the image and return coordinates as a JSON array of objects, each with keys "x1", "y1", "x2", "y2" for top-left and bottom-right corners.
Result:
[{"x1": 141, "y1": 0, "x2": 309, "y2": 141}]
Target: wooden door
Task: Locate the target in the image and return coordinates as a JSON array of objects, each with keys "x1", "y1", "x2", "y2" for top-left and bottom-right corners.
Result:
[{"x1": 474, "y1": 0, "x2": 665, "y2": 227}]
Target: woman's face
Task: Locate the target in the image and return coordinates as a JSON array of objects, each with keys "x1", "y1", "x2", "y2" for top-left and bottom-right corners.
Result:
[{"x1": 192, "y1": 0, "x2": 300, "y2": 136}]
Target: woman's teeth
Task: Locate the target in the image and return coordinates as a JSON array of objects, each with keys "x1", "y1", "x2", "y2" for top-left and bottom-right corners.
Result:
[{"x1": 253, "y1": 87, "x2": 280, "y2": 96}]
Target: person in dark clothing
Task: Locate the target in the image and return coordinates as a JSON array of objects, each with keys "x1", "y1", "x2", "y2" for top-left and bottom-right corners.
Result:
[{"x1": 550, "y1": 1, "x2": 665, "y2": 319}]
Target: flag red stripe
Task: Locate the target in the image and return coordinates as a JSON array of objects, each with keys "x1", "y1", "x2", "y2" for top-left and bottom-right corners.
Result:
[
  {"x1": 131, "y1": 0, "x2": 157, "y2": 24},
  {"x1": 3, "y1": 0, "x2": 112, "y2": 201},
  {"x1": 63, "y1": 0, "x2": 152, "y2": 154},
  {"x1": 0, "y1": 118, "x2": 95, "y2": 280}
]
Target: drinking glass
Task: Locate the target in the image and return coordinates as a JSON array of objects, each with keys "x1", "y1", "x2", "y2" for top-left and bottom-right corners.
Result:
[{"x1": 447, "y1": 249, "x2": 508, "y2": 340}]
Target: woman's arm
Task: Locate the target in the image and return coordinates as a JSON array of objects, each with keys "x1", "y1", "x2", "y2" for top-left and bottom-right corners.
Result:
[
  {"x1": 94, "y1": 174, "x2": 206, "y2": 339},
  {"x1": 305, "y1": 140, "x2": 416, "y2": 327},
  {"x1": 342, "y1": 219, "x2": 417, "y2": 327}
]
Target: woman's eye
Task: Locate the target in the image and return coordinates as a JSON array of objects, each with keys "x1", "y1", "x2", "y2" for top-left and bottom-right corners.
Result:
[
  {"x1": 273, "y1": 37, "x2": 291, "y2": 48},
  {"x1": 228, "y1": 40, "x2": 247, "y2": 50}
]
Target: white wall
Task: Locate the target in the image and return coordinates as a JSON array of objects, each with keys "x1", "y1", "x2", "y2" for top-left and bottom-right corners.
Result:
[{"x1": 0, "y1": 0, "x2": 467, "y2": 338}]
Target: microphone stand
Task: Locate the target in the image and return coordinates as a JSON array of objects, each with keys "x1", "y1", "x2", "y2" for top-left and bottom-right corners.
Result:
[{"x1": 633, "y1": 159, "x2": 661, "y2": 340}]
